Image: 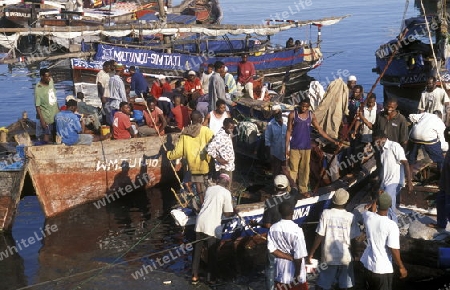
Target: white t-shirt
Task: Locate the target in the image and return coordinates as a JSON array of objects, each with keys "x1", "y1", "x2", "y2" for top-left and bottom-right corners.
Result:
[
  {"x1": 316, "y1": 208, "x2": 360, "y2": 265},
  {"x1": 380, "y1": 139, "x2": 407, "y2": 187},
  {"x1": 268, "y1": 219, "x2": 308, "y2": 284},
  {"x1": 418, "y1": 87, "x2": 450, "y2": 116},
  {"x1": 361, "y1": 211, "x2": 400, "y2": 274},
  {"x1": 409, "y1": 113, "x2": 448, "y2": 151},
  {"x1": 195, "y1": 185, "x2": 234, "y2": 239},
  {"x1": 360, "y1": 105, "x2": 377, "y2": 143}
]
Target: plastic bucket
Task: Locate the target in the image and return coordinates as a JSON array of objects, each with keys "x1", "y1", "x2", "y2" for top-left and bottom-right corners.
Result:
[
  {"x1": 438, "y1": 247, "x2": 450, "y2": 269},
  {"x1": 101, "y1": 125, "x2": 110, "y2": 136}
]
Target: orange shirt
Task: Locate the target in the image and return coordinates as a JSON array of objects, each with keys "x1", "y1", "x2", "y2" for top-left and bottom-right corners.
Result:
[
  {"x1": 113, "y1": 111, "x2": 132, "y2": 139},
  {"x1": 171, "y1": 105, "x2": 190, "y2": 130},
  {"x1": 184, "y1": 77, "x2": 203, "y2": 95},
  {"x1": 143, "y1": 107, "x2": 165, "y2": 134},
  {"x1": 151, "y1": 83, "x2": 162, "y2": 99}
]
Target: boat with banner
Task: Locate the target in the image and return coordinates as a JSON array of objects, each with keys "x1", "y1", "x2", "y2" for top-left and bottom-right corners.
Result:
[{"x1": 70, "y1": 15, "x2": 349, "y2": 95}]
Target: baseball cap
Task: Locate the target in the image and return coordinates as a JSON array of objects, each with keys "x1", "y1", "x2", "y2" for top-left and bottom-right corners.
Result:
[
  {"x1": 188, "y1": 70, "x2": 196, "y2": 76},
  {"x1": 348, "y1": 75, "x2": 357, "y2": 82},
  {"x1": 333, "y1": 188, "x2": 349, "y2": 205},
  {"x1": 274, "y1": 175, "x2": 289, "y2": 189},
  {"x1": 377, "y1": 191, "x2": 392, "y2": 210}
]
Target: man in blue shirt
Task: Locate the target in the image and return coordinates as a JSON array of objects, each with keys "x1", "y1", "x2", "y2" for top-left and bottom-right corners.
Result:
[
  {"x1": 56, "y1": 99, "x2": 109, "y2": 145},
  {"x1": 265, "y1": 106, "x2": 287, "y2": 176},
  {"x1": 129, "y1": 66, "x2": 149, "y2": 98}
]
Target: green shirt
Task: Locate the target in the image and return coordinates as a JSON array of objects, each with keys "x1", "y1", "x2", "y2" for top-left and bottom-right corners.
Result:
[{"x1": 35, "y1": 79, "x2": 59, "y2": 124}]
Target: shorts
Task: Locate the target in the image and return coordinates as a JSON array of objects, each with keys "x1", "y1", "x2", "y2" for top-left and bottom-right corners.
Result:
[
  {"x1": 36, "y1": 121, "x2": 55, "y2": 137},
  {"x1": 317, "y1": 263, "x2": 354, "y2": 289},
  {"x1": 75, "y1": 134, "x2": 93, "y2": 145},
  {"x1": 191, "y1": 174, "x2": 207, "y2": 184}
]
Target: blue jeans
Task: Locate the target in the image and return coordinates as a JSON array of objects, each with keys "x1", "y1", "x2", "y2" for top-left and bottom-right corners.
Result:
[
  {"x1": 436, "y1": 190, "x2": 450, "y2": 229},
  {"x1": 408, "y1": 141, "x2": 444, "y2": 170},
  {"x1": 265, "y1": 251, "x2": 275, "y2": 290}
]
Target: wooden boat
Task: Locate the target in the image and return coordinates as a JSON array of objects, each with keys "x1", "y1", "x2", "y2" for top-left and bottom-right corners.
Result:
[
  {"x1": 374, "y1": 8, "x2": 450, "y2": 115},
  {"x1": 171, "y1": 154, "x2": 377, "y2": 240},
  {"x1": 0, "y1": 162, "x2": 26, "y2": 232},
  {"x1": 25, "y1": 133, "x2": 180, "y2": 218}
]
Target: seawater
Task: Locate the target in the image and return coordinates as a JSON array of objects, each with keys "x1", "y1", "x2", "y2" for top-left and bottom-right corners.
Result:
[{"x1": 0, "y1": 0, "x2": 427, "y2": 288}]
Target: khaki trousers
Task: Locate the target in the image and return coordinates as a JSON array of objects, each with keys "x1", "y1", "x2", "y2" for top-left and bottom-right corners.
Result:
[{"x1": 288, "y1": 149, "x2": 311, "y2": 193}]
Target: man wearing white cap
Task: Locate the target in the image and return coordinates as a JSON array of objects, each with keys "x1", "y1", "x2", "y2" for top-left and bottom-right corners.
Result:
[
  {"x1": 184, "y1": 70, "x2": 203, "y2": 102},
  {"x1": 307, "y1": 188, "x2": 360, "y2": 290},
  {"x1": 347, "y1": 75, "x2": 357, "y2": 92}
]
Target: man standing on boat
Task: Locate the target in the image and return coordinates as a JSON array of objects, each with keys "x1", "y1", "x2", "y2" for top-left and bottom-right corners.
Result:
[
  {"x1": 361, "y1": 191, "x2": 408, "y2": 290},
  {"x1": 418, "y1": 76, "x2": 450, "y2": 122},
  {"x1": 167, "y1": 111, "x2": 214, "y2": 205},
  {"x1": 129, "y1": 66, "x2": 148, "y2": 98},
  {"x1": 372, "y1": 130, "x2": 413, "y2": 223},
  {"x1": 35, "y1": 68, "x2": 59, "y2": 143},
  {"x1": 267, "y1": 201, "x2": 308, "y2": 290},
  {"x1": 262, "y1": 174, "x2": 300, "y2": 290},
  {"x1": 361, "y1": 98, "x2": 409, "y2": 151},
  {"x1": 428, "y1": 126, "x2": 450, "y2": 230},
  {"x1": 191, "y1": 173, "x2": 235, "y2": 285},
  {"x1": 203, "y1": 99, "x2": 231, "y2": 135},
  {"x1": 285, "y1": 97, "x2": 339, "y2": 194},
  {"x1": 207, "y1": 118, "x2": 236, "y2": 185},
  {"x1": 96, "y1": 60, "x2": 110, "y2": 109},
  {"x1": 209, "y1": 61, "x2": 236, "y2": 112},
  {"x1": 201, "y1": 63, "x2": 214, "y2": 95},
  {"x1": 407, "y1": 112, "x2": 447, "y2": 171},
  {"x1": 265, "y1": 106, "x2": 287, "y2": 176},
  {"x1": 106, "y1": 64, "x2": 127, "y2": 126},
  {"x1": 237, "y1": 53, "x2": 256, "y2": 99},
  {"x1": 306, "y1": 188, "x2": 360, "y2": 290}
]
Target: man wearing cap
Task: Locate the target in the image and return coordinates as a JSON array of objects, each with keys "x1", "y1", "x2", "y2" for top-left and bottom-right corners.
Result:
[
  {"x1": 129, "y1": 66, "x2": 148, "y2": 98},
  {"x1": 262, "y1": 174, "x2": 300, "y2": 290},
  {"x1": 55, "y1": 99, "x2": 110, "y2": 145},
  {"x1": 265, "y1": 107, "x2": 287, "y2": 176},
  {"x1": 207, "y1": 117, "x2": 236, "y2": 185},
  {"x1": 361, "y1": 191, "x2": 408, "y2": 289},
  {"x1": 267, "y1": 202, "x2": 308, "y2": 290},
  {"x1": 237, "y1": 53, "x2": 256, "y2": 99},
  {"x1": 306, "y1": 188, "x2": 360, "y2": 290},
  {"x1": 106, "y1": 64, "x2": 127, "y2": 126},
  {"x1": 191, "y1": 173, "x2": 235, "y2": 285},
  {"x1": 372, "y1": 130, "x2": 413, "y2": 223},
  {"x1": 184, "y1": 70, "x2": 203, "y2": 102},
  {"x1": 347, "y1": 75, "x2": 357, "y2": 94}
]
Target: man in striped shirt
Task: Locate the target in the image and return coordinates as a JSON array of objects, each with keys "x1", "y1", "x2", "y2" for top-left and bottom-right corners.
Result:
[{"x1": 267, "y1": 202, "x2": 308, "y2": 290}]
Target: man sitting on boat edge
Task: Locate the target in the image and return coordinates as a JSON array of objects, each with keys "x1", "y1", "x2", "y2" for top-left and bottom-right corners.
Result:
[{"x1": 55, "y1": 99, "x2": 110, "y2": 145}]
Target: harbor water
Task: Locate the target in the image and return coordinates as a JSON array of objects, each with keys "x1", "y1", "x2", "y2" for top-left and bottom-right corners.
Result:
[{"x1": 1, "y1": 0, "x2": 447, "y2": 289}]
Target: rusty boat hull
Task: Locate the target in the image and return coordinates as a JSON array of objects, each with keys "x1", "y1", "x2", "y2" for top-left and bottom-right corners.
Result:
[{"x1": 25, "y1": 134, "x2": 180, "y2": 218}]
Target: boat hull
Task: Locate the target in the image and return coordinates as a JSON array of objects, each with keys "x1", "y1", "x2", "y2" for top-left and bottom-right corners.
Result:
[
  {"x1": 25, "y1": 134, "x2": 180, "y2": 217},
  {"x1": 0, "y1": 168, "x2": 26, "y2": 231}
]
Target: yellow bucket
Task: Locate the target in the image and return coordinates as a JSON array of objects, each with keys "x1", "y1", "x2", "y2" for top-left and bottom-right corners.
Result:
[{"x1": 101, "y1": 125, "x2": 110, "y2": 136}]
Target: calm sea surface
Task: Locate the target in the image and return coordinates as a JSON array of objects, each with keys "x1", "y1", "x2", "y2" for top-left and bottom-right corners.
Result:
[{"x1": 0, "y1": 0, "x2": 434, "y2": 289}]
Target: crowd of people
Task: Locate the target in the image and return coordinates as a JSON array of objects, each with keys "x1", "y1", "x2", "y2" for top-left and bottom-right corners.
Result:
[{"x1": 33, "y1": 55, "x2": 450, "y2": 289}]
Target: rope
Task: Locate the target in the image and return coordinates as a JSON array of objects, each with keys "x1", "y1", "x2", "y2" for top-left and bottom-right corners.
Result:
[
  {"x1": 400, "y1": 0, "x2": 410, "y2": 33},
  {"x1": 419, "y1": 0, "x2": 446, "y2": 89}
]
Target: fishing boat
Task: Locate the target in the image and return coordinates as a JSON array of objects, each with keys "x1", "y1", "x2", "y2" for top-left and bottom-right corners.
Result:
[
  {"x1": 171, "y1": 155, "x2": 377, "y2": 241},
  {"x1": 373, "y1": 4, "x2": 450, "y2": 114},
  {"x1": 70, "y1": 15, "x2": 348, "y2": 95}
]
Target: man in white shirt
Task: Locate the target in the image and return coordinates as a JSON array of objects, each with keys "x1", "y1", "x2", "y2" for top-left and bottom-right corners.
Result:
[
  {"x1": 373, "y1": 131, "x2": 413, "y2": 223},
  {"x1": 191, "y1": 174, "x2": 235, "y2": 285},
  {"x1": 267, "y1": 202, "x2": 308, "y2": 290},
  {"x1": 418, "y1": 76, "x2": 450, "y2": 121},
  {"x1": 408, "y1": 112, "x2": 447, "y2": 170},
  {"x1": 307, "y1": 188, "x2": 360, "y2": 290},
  {"x1": 361, "y1": 191, "x2": 407, "y2": 290}
]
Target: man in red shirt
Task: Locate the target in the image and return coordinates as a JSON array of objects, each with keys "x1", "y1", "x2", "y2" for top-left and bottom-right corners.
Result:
[
  {"x1": 113, "y1": 102, "x2": 136, "y2": 139},
  {"x1": 237, "y1": 54, "x2": 256, "y2": 99},
  {"x1": 171, "y1": 95, "x2": 190, "y2": 130},
  {"x1": 150, "y1": 75, "x2": 172, "y2": 99},
  {"x1": 139, "y1": 97, "x2": 167, "y2": 136},
  {"x1": 184, "y1": 70, "x2": 203, "y2": 102}
]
